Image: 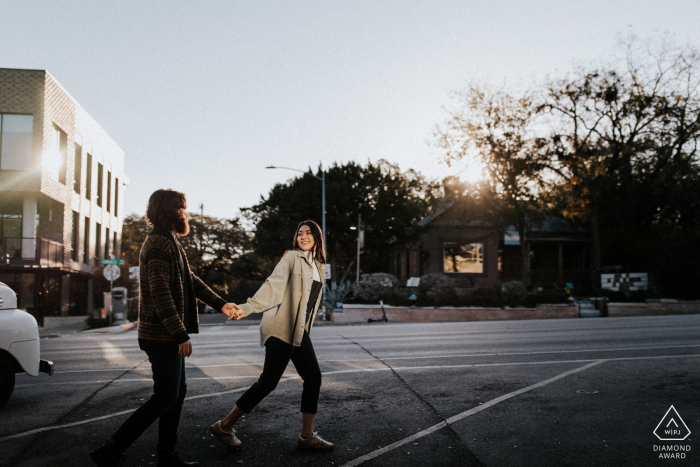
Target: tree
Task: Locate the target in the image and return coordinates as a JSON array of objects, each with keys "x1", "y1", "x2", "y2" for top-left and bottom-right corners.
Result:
[
  {"x1": 244, "y1": 160, "x2": 436, "y2": 281},
  {"x1": 434, "y1": 86, "x2": 549, "y2": 285},
  {"x1": 542, "y1": 35, "x2": 700, "y2": 271},
  {"x1": 178, "y1": 214, "x2": 252, "y2": 298},
  {"x1": 119, "y1": 213, "x2": 256, "y2": 303},
  {"x1": 121, "y1": 214, "x2": 150, "y2": 267}
]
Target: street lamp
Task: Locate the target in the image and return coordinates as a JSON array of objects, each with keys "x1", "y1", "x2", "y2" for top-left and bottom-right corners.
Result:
[{"x1": 266, "y1": 165, "x2": 328, "y2": 320}]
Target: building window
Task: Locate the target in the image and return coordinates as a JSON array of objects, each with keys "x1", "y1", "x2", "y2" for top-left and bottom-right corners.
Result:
[
  {"x1": 96, "y1": 163, "x2": 103, "y2": 207},
  {"x1": 444, "y1": 242, "x2": 484, "y2": 274},
  {"x1": 0, "y1": 202, "x2": 23, "y2": 260},
  {"x1": 95, "y1": 223, "x2": 101, "y2": 261},
  {"x1": 113, "y1": 231, "x2": 117, "y2": 257},
  {"x1": 114, "y1": 178, "x2": 119, "y2": 215},
  {"x1": 47, "y1": 124, "x2": 67, "y2": 183},
  {"x1": 85, "y1": 153, "x2": 92, "y2": 200},
  {"x1": 73, "y1": 144, "x2": 82, "y2": 194},
  {"x1": 105, "y1": 227, "x2": 110, "y2": 258},
  {"x1": 83, "y1": 217, "x2": 90, "y2": 263},
  {"x1": 106, "y1": 171, "x2": 111, "y2": 212},
  {"x1": 0, "y1": 114, "x2": 33, "y2": 171},
  {"x1": 71, "y1": 211, "x2": 79, "y2": 261}
]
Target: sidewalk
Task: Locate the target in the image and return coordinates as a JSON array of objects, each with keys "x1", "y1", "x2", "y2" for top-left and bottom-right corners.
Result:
[{"x1": 39, "y1": 321, "x2": 137, "y2": 337}]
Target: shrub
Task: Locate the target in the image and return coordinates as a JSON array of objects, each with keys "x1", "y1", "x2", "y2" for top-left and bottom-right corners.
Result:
[
  {"x1": 354, "y1": 273, "x2": 399, "y2": 303},
  {"x1": 461, "y1": 286, "x2": 504, "y2": 308},
  {"x1": 656, "y1": 236, "x2": 700, "y2": 299},
  {"x1": 418, "y1": 274, "x2": 457, "y2": 306},
  {"x1": 323, "y1": 280, "x2": 354, "y2": 310},
  {"x1": 523, "y1": 289, "x2": 572, "y2": 307},
  {"x1": 500, "y1": 281, "x2": 526, "y2": 307}
]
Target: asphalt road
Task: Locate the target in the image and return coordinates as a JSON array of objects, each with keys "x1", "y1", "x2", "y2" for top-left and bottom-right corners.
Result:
[{"x1": 1, "y1": 314, "x2": 699, "y2": 467}]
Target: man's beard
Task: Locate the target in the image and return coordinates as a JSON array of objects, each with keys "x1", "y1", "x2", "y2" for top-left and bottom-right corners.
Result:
[{"x1": 174, "y1": 216, "x2": 190, "y2": 236}]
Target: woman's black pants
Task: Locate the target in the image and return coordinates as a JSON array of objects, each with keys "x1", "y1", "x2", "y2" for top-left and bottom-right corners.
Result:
[{"x1": 236, "y1": 331, "x2": 322, "y2": 414}]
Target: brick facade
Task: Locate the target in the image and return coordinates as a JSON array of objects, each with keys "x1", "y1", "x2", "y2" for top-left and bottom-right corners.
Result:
[{"x1": 0, "y1": 68, "x2": 128, "y2": 321}]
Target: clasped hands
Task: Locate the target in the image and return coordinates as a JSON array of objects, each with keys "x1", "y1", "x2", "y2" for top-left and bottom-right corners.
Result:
[{"x1": 222, "y1": 303, "x2": 245, "y2": 320}]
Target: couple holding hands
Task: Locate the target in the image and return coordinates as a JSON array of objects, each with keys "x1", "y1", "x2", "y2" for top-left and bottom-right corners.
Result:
[{"x1": 91, "y1": 189, "x2": 332, "y2": 467}]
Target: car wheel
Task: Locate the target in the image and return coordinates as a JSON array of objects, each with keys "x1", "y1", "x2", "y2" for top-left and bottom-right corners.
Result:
[{"x1": 0, "y1": 355, "x2": 16, "y2": 410}]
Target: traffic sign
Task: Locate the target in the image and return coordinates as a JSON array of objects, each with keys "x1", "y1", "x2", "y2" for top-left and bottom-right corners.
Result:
[
  {"x1": 103, "y1": 265, "x2": 121, "y2": 281},
  {"x1": 100, "y1": 259, "x2": 124, "y2": 265}
]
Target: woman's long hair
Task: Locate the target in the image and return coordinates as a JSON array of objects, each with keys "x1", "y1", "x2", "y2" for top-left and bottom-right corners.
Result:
[
  {"x1": 292, "y1": 220, "x2": 326, "y2": 263},
  {"x1": 146, "y1": 189, "x2": 190, "y2": 235}
]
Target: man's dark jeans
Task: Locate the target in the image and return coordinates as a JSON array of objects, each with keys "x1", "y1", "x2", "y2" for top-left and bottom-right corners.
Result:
[
  {"x1": 112, "y1": 350, "x2": 186, "y2": 457},
  {"x1": 236, "y1": 331, "x2": 321, "y2": 414}
]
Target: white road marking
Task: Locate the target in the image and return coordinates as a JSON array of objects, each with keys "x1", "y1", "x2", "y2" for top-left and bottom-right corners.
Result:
[
  {"x1": 341, "y1": 360, "x2": 608, "y2": 467},
  {"x1": 4, "y1": 353, "x2": 698, "y2": 441},
  {"x1": 18, "y1": 352, "x2": 700, "y2": 387},
  {"x1": 0, "y1": 375, "x2": 301, "y2": 443},
  {"x1": 32, "y1": 343, "x2": 700, "y2": 375}
]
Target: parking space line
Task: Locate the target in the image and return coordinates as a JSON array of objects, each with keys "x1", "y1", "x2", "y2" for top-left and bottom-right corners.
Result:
[
  {"x1": 0, "y1": 377, "x2": 294, "y2": 443},
  {"x1": 5, "y1": 354, "x2": 698, "y2": 442},
  {"x1": 341, "y1": 360, "x2": 607, "y2": 467}
]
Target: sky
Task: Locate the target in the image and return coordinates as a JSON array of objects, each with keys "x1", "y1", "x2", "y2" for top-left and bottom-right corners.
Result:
[{"x1": 2, "y1": 1, "x2": 699, "y2": 220}]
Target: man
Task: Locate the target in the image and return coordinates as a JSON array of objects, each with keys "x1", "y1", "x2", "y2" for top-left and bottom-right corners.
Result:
[{"x1": 91, "y1": 189, "x2": 240, "y2": 467}]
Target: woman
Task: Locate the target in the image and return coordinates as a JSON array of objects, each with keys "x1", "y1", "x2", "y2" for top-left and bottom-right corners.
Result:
[{"x1": 210, "y1": 220, "x2": 333, "y2": 451}]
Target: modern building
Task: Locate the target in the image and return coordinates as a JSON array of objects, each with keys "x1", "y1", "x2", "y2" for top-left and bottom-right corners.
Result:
[{"x1": 0, "y1": 68, "x2": 127, "y2": 323}]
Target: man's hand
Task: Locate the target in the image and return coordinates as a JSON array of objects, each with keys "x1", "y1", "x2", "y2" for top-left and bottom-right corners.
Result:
[
  {"x1": 178, "y1": 339, "x2": 192, "y2": 358},
  {"x1": 222, "y1": 303, "x2": 244, "y2": 320}
]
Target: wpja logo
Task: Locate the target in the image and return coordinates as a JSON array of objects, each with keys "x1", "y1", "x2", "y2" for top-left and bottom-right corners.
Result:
[{"x1": 653, "y1": 405, "x2": 691, "y2": 460}]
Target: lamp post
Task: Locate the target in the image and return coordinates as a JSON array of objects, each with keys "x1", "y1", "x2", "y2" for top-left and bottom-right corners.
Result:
[
  {"x1": 265, "y1": 166, "x2": 326, "y2": 250},
  {"x1": 266, "y1": 165, "x2": 328, "y2": 319}
]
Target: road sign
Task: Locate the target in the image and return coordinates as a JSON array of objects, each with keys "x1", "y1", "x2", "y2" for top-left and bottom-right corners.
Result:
[
  {"x1": 103, "y1": 265, "x2": 121, "y2": 281},
  {"x1": 100, "y1": 259, "x2": 124, "y2": 265}
]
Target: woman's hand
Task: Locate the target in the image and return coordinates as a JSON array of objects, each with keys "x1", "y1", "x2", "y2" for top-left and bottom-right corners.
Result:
[{"x1": 222, "y1": 303, "x2": 244, "y2": 320}]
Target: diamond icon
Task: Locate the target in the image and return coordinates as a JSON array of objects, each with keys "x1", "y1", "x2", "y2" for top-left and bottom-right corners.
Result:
[{"x1": 654, "y1": 406, "x2": 691, "y2": 441}]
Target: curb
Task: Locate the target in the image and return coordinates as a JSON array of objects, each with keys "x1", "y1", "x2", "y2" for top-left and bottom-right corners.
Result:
[{"x1": 82, "y1": 321, "x2": 138, "y2": 334}]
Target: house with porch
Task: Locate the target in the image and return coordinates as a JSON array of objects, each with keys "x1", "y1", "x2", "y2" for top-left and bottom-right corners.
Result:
[{"x1": 390, "y1": 200, "x2": 590, "y2": 289}]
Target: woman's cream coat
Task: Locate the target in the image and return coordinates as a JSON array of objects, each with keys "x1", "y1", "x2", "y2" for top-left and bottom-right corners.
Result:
[{"x1": 239, "y1": 250, "x2": 324, "y2": 346}]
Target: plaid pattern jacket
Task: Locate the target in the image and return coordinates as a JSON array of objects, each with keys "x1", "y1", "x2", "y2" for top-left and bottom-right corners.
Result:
[{"x1": 137, "y1": 230, "x2": 227, "y2": 352}]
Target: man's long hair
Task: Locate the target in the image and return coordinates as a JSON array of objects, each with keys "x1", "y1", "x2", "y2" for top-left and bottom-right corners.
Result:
[
  {"x1": 292, "y1": 220, "x2": 326, "y2": 263},
  {"x1": 146, "y1": 189, "x2": 190, "y2": 235}
]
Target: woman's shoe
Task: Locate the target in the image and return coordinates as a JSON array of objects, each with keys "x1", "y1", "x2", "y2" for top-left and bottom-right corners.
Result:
[
  {"x1": 297, "y1": 432, "x2": 334, "y2": 450},
  {"x1": 210, "y1": 420, "x2": 242, "y2": 448}
]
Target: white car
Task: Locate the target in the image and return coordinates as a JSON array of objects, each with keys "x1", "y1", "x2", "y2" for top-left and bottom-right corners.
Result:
[{"x1": 0, "y1": 282, "x2": 53, "y2": 409}]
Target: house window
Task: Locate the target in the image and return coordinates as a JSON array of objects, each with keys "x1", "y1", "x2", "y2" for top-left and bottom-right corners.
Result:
[
  {"x1": 96, "y1": 163, "x2": 103, "y2": 207},
  {"x1": 0, "y1": 114, "x2": 33, "y2": 170},
  {"x1": 0, "y1": 202, "x2": 23, "y2": 260},
  {"x1": 444, "y1": 242, "x2": 484, "y2": 274},
  {"x1": 83, "y1": 217, "x2": 90, "y2": 263},
  {"x1": 73, "y1": 144, "x2": 82, "y2": 194},
  {"x1": 105, "y1": 227, "x2": 110, "y2": 258},
  {"x1": 47, "y1": 124, "x2": 67, "y2": 183},
  {"x1": 114, "y1": 178, "x2": 119, "y2": 215},
  {"x1": 95, "y1": 223, "x2": 101, "y2": 261},
  {"x1": 85, "y1": 153, "x2": 92, "y2": 200},
  {"x1": 71, "y1": 211, "x2": 79, "y2": 261},
  {"x1": 106, "y1": 171, "x2": 111, "y2": 212}
]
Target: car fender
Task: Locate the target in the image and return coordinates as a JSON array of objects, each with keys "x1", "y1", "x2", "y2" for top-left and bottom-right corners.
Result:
[{"x1": 0, "y1": 309, "x2": 41, "y2": 376}]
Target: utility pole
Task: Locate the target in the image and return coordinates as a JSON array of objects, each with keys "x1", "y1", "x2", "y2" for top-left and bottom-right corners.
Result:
[{"x1": 356, "y1": 214, "x2": 362, "y2": 284}]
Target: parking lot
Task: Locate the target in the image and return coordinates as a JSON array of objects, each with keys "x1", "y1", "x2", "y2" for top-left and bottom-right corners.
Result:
[{"x1": 1, "y1": 314, "x2": 698, "y2": 466}]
